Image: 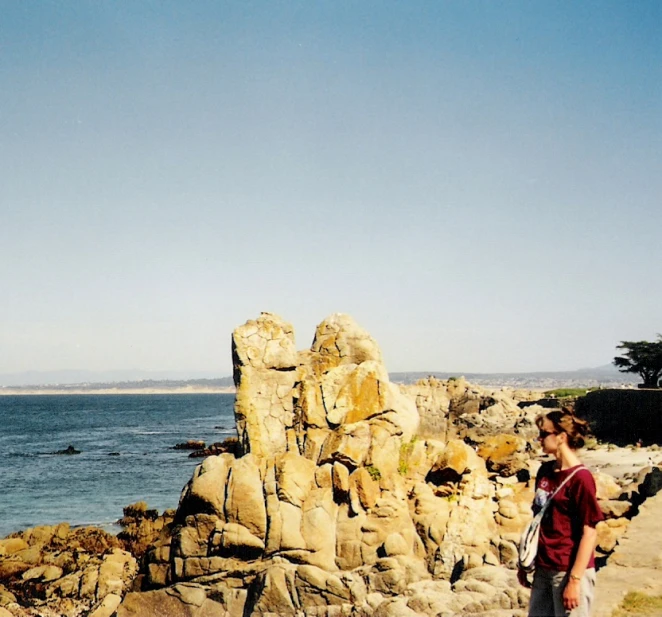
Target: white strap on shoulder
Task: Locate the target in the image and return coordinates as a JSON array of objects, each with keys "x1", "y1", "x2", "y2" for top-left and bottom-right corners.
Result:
[{"x1": 548, "y1": 465, "x2": 586, "y2": 501}]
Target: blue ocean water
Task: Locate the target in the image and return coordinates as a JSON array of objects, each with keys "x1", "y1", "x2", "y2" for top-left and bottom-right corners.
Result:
[{"x1": 0, "y1": 394, "x2": 236, "y2": 538}]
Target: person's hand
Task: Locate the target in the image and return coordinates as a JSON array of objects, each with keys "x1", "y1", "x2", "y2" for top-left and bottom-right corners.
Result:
[
  {"x1": 563, "y1": 578, "x2": 581, "y2": 611},
  {"x1": 517, "y1": 567, "x2": 531, "y2": 588}
]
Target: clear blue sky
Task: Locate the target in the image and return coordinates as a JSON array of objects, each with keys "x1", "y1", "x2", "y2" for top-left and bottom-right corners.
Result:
[{"x1": 1, "y1": 1, "x2": 660, "y2": 376}]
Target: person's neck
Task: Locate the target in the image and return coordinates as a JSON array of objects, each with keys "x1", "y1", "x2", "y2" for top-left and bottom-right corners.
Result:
[{"x1": 555, "y1": 445, "x2": 581, "y2": 470}]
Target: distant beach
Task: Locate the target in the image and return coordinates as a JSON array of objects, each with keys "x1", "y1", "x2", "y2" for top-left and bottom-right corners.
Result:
[{"x1": 0, "y1": 386, "x2": 236, "y2": 396}]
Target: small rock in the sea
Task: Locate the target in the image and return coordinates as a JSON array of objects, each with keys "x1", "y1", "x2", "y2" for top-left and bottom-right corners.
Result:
[
  {"x1": 173, "y1": 440, "x2": 206, "y2": 450},
  {"x1": 55, "y1": 445, "x2": 81, "y2": 455},
  {"x1": 188, "y1": 439, "x2": 238, "y2": 458},
  {"x1": 108, "y1": 452, "x2": 120, "y2": 456}
]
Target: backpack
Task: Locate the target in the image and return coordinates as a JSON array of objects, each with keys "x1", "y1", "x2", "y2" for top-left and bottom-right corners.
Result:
[{"x1": 518, "y1": 465, "x2": 585, "y2": 573}]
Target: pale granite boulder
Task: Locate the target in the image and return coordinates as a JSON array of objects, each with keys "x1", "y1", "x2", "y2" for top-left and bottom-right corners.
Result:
[{"x1": 232, "y1": 312, "x2": 299, "y2": 458}]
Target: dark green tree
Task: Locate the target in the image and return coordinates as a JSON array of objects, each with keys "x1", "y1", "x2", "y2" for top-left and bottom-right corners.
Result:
[{"x1": 613, "y1": 335, "x2": 662, "y2": 388}]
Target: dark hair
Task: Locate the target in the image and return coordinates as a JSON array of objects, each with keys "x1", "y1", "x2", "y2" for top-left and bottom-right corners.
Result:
[{"x1": 536, "y1": 410, "x2": 590, "y2": 449}]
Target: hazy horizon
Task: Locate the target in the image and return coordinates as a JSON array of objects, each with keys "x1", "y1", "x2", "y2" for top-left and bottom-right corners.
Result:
[
  {"x1": 2, "y1": 2, "x2": 660, "y2": 376},
  {"x1": 0, "y1": 362, "x2": 636, "y2": 388}
]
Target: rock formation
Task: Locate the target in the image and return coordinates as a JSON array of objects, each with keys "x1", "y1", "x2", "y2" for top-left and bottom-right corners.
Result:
[
  {"x1": 136, "y1": 313, "x2": 535, "y2": 616},
  {"x1": 0, "y1": 523, "x2": 137, "y2": 617},
  {"x1": 403, "y1": 376, "x2": 542, "y2": 447},
  {"x1": 2, "y1": 313, "x2": 659, "y2": 617}
]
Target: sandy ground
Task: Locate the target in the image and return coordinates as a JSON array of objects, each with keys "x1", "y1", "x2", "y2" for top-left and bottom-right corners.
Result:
[{"x1": 580, "y1": 444, "x2": 662, "y2": 479}]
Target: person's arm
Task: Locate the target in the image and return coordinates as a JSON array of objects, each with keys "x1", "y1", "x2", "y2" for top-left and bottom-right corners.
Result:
[{"x1": 562, "y1": 524, "x2": 597, "y2": 611}]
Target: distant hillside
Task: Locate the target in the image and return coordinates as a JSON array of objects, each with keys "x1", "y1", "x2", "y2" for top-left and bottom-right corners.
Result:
[
  {"x1": 390, "y1": 365, "x2": 638, "y2": 389},
  {"x1": 0, "y1": 369, "x2": 222, "y2": 388},
  {"x1": 0, "y1": 377, "x2": 235, "y2": 392},
  {"x1": 0, "y1": 365, "x2": 639, "y2": 391}
]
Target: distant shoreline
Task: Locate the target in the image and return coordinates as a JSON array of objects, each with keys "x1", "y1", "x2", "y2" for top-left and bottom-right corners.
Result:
[{"x1": 0, "y1": 386, "x2": 237, "y2": 396}]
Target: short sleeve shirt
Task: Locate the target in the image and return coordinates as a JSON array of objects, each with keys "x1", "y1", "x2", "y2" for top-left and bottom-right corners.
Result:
[{"x1": 533, "y1": 461, "x2": 604, "y2": 571}]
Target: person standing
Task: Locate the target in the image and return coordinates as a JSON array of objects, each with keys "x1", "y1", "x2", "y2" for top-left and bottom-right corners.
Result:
[{"x1": 518, "y1": 410, "x2": 604, "y2": 617}]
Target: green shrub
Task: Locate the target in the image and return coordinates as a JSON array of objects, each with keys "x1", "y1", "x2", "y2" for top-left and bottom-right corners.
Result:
[
  {"x1": 398, "y1": 437, "x2": 418, "y2": 476},
  {"x1": 366, "y1": 465, "x2": 381, "y2": 481}
]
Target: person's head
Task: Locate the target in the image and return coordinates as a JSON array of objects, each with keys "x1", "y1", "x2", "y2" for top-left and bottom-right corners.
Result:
[{"x1": 536, "y1": 410, "x2": 590, "y2": 453}]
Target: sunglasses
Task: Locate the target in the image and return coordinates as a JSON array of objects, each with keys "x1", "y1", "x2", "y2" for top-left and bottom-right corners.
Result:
[{"x1": 538, "y1": 430, "x2": 557, "y2": 439}]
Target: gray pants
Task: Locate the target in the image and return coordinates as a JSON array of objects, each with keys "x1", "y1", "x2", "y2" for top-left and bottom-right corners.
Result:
[{"x1": 528, "y1": 568, "x2": 596, "y2": 617}]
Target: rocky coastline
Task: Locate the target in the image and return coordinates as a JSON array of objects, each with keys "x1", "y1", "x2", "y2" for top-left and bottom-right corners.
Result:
[{"x1": 1, "y1": 313, "x2": 660, "y2": 617}]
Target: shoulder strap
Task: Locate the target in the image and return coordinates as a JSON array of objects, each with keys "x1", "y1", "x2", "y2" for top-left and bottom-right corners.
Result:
[
  {"x1": 536, "y1": 465, "x2": 586, "y2": 517},
  {"x1": 548, "y1": 465, "x2": 585, "y2": 500}
]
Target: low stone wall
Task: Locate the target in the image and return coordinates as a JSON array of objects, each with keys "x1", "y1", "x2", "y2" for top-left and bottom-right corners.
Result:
[{"x1": 576, "y1": 389, "x2": 662, "y2": 446}]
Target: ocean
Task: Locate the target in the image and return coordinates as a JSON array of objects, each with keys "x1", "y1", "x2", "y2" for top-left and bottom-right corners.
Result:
[{"x1": 0, "y1": 393, "x2": 236, "y2": 538}]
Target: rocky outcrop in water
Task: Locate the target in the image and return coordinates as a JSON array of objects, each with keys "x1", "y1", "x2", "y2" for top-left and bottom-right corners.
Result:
[{"x1": 53, "y1": 446, "x2": 81, "y2": 456}]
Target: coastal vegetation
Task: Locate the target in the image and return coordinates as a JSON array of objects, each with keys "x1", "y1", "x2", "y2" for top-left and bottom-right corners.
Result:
[
  {"x1": 365, "y1": 465, "x2": 381, "y2": 481},
  {"x1": 544, "y1": 387, "x2": 596, "y2": 399},
  {"x1": 398, "y1": 436, "x2": 417, "y2": 475},
  {"x1": 612, "y1": 592, "x2": 662, "y2": 617},
  {"x1": 614, "y1": 336, "x2": 662, "y2": 388}
]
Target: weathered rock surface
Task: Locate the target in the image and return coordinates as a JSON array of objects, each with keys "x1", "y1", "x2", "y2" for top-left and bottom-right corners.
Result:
[
  {"x1": 127, "y1": 314, "x2": 662, "y2": 616},
  {"x1": 133, "y1": 314, "x2": 537, "y2": 616},
  {"x1": 0, "y1": 524, "x2": 137, "y2": 617},
  {"x1": 116, "y1": 502, "x2": 175, "y2": 559},
  {"x1": 4, "y1": 313, "x2": 659, "y2": 617},
  {"x1": 402, "y1": 376, "x2": 543, "y2": 447}
]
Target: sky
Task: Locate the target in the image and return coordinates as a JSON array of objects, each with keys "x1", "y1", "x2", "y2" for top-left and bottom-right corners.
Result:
[{"x1": 1, "y1": 1, "x2": 660, "y2": 378}]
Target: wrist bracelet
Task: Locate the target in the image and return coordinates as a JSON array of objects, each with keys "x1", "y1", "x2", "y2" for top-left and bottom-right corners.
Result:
[{"x1": 569, "y1": 573, "x2": 581, "y2": 582}]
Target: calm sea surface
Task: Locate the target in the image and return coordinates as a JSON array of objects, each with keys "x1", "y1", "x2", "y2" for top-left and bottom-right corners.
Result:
[{"x1": 0, "y1": 393, "x2": 236, "y2": 538}]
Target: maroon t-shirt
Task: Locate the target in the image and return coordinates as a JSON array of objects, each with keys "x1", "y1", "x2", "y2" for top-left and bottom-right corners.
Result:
[{"x1": 533, "y1": 461, "x2": 604, "y2": 571}]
